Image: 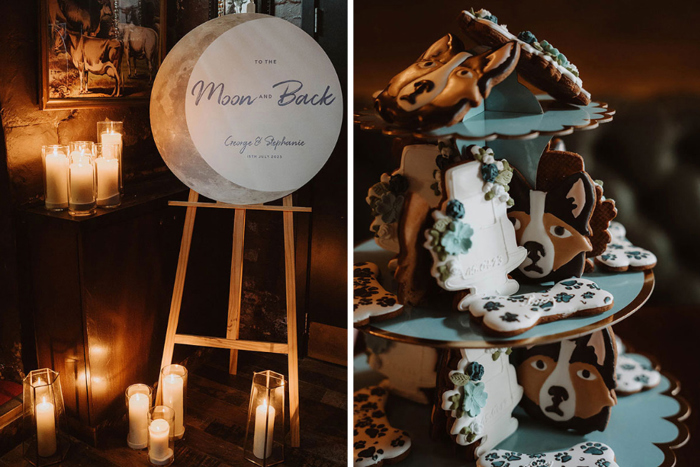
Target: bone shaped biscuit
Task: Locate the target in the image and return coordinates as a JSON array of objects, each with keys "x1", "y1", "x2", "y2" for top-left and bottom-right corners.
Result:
[
  {"x1": 614, "y1": 336, "x2": 661, "y2": 395},
  {"x1": 478, "y1": 442, "x2": 619, "y2": 467},
  {"x1": 595, "y1": 221, "x2": 657, "y2": 272},
  {"x1": 468, "y1": 278, "x2": 613, "y2": 336},
  {"x1": 354, "y1": 262, "x2": 404, "y2": 326},
  {"x1": 354, "y1": 382, "x2": 411, "y2": 467}
]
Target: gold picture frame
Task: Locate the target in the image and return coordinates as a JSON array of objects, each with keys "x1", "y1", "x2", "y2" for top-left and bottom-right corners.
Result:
[{"x1": 39, "y1": 0, "x2": 167, "y2": 110}]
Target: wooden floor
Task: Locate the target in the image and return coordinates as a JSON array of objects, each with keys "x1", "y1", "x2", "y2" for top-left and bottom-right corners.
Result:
[{"x1": 0, "y1": 351, "x2": 347, "y2": 466}]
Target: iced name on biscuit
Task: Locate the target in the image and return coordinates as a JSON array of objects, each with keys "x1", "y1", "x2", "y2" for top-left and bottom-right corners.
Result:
[
  {"x1": 459, "y1": 8, "x2": 591, "y2": 105},
  {"x1": 424, "y1": 145, "x2": 527, "y2": 310},
  {"x1": 468, "y1": 277, "x2": 613, "y2": 336},
  {"x1": 478, "y1": 442, "x2": 619, "y2": 467},
  {"x1": 509, "y1": 150, "x2": 616, "y2": 283},
  {"x1": 374, "y1": 34, "x2": 520, "y2": 130},
  {"x1": 354, "y1": 382, "x2": 412, "y2": 467},
  {"x1": 595, "y1": 221, "x2": 657, "y2": 272},
  {"x1": 354, "y1": 262, "x2": 404, "y2": 326},
  {"x1": 438, "y1": 348, "x2": 522, "y2": 458},
  {"x1": 514, "y1": 327, "x2": 618, "y2": 433}
]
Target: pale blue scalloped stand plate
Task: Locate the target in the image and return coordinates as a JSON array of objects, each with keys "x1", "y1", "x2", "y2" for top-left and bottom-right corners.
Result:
[
  {"x1": 354, "y1": 352, "x2": 688, "y2": 466},
  {"x1": 355, "y1": 241, "x2": 654, "y2": 348}
]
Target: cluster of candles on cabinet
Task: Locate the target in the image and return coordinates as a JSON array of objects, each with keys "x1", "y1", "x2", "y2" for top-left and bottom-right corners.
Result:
[
  {"x1": 126, "y1": 365, "x2": 188, "y2": 466},
  {"x1": 42, "y1": 121, "x2": 123, "y2": 216}
]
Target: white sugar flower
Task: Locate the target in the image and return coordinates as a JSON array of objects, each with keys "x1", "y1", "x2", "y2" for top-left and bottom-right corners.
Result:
[
  {"x1": 496, "y1": 161, "x2": 504, "y2": 171},
  {"x1": 493, "y1": 184, "x2": 505, "y2": 196},
  {"x1": 482, "y1": 182, "x2": 494, "y2": 193},
  {"x1": 468, "y1": 419, "x2": 484, "y2": 436},
  {"x1": 483, "y1": 154, "x2": 495, "y2": 164},
  {"x1": 499, "y1": 193, "x2": 511, "y2": 203}
]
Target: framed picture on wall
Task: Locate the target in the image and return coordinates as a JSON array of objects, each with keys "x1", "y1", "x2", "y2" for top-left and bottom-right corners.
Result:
[{"x1": 39, "y1": 0, "x2": 167, "y2": 110}]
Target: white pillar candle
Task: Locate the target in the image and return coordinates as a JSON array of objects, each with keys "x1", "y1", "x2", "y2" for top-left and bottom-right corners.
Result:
[
  {"x1": 96, "y1": 158, "x2": 120, "y2": 205},
  {"x1": 162, "y1": 375, "x2": 184, "y2": 437},
  {"x1": 44, "y1": 148, "x2": 69, "y2": 209},
  {"x1": 101, "y1": 131, "x2": 122, "y2": 159},
  {"x1": 69, "y1": 153, "x2": 94, "y2": 205},
  {"x1": 128, "y1": 393, "x2": 149, "y2": 449},
  {"x1": 148, "y1": 418, "x2": 173, "y2": 465},
  {"x1": 253, "y1": 401, "x2": 275, "y2": 459},
  {"x1": 36, "y1": 399, "x2": 57, "y2": 457}
]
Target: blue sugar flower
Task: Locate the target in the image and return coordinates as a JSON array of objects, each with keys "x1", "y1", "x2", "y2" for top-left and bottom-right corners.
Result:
[
  {"x1": 517, "y1": 30, "x2": 537, "y2": 44},
  {"x1": 440, "y1": 221, "x2": 474, "y2": 256},
  {"x1": 463, "y1": 381, "x2": 488, "y2": 417},
  {"x1": 481, "y1": 163, "x2": 499, "y2": 183},
  {"x1": 446, "y1": 199, "x2": 466, "y2": 219},
  {"x1": 467, "y1": 362, "x2": 484, "y2": 381}
]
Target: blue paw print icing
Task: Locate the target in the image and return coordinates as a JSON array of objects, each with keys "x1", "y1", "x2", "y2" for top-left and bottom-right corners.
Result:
[
  {"x1": 484, "y1": 301, "x2": 504, "y2": 312},
  {"x1": 581, "y1": 442, "x2": 608, "y2": 455},
  {"x1": 554, "y1": 292, "x2": 574, "y2": 303},
  {"x1": 554, "y1": 451, "x2": 572, "y2": 462},
  {"x1": 560, "y1": 280, "x2": 582, "y2": 290}
]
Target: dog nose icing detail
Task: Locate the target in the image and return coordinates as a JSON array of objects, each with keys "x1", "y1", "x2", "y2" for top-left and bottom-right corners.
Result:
[
  {"x1": 399, "y1": 80, "x2": 436, "y2": 105},
  {"x1": 523, "y1": 241, "x2": 545, "y2": 274},
  {"x1": 545, "y1": 385, "x2": 569, "y2": 416}
]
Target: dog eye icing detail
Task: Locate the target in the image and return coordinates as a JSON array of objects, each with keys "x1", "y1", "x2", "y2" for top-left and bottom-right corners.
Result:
[
  {"x1": 576, "y1": 369, "x2": 597, "y2": 381},
  {"x1": 456, "y1": 69, "x2": 473, "y2": 77},
  {"x1": 550, "y1": 225, "x2": 572, "y2": 238},
  {"x1": 511, "y1": 218, "x2": 521, "y2": 231},
  {"x1": 419, "y1": 61, "x2": 436, "y2": 69},
  {"x1": 531, "y1": 359, "x2": 547, "y2": 371}
]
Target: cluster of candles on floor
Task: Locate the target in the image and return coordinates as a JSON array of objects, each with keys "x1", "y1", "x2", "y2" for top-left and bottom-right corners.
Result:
[
  {"x1": 24, "y1": 366, "x2": 285, "y2": 466},
  {"x1": 42, "y1": 120, "x2": 123, "y2": 216},
  {"x1": 125, "y1": 365, "x2": 188, "y2": 466}
]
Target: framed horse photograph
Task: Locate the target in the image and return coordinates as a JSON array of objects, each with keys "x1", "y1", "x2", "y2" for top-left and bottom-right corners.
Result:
[{"x1": 39, "y1": 0, "x2": 167, "y2": 109}]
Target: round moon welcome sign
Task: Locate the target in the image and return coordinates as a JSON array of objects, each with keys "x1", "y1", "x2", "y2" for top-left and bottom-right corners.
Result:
[{"x1": 150, "y1": 13, "x2": 343, "y2": 204}]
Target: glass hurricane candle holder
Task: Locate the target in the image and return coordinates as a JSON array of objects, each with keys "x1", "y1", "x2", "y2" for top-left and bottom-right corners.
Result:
[
  {"x1": 42, "y1": 145, "x2": 69, "y2": 211},
  {"x1": 160, "y1": 365, "x2": 187, "y2": 440},
  {"x1": 94, "y1": 142, "x2": 122, "y2": 207},
  {"x1": 97, "y1": 120, "x2": 123, "y2": 159},
  {"x1": 148, "y1": 406, "x2": 174, "y2": 466},
  {"x1": 243, "y1": 370, "x2": 285, "y2": 466},
  {"x1": 68, "y1": 141, "x2": 96, "y2": 216},
  {"x1": 126, "y1": 384, "x2": 152, "y2": 450},
  {"x1": 22, "y1": 369, "x2": 70, "y2": 466}
]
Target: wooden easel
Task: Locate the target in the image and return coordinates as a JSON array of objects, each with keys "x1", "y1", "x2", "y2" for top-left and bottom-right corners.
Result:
[{"x1": 157, "y1": 189, "x2": 310, "y2": 447}]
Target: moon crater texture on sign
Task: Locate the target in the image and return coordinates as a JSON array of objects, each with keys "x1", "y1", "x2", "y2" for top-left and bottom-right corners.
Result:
[{"x1": 150, "y1": 13, "x2": 343, "y2": 204}]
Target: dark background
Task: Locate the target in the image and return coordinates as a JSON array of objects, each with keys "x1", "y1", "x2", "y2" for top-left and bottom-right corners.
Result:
[{"x1": 354, "y1": 1, "x2": 699, "y2": 463}]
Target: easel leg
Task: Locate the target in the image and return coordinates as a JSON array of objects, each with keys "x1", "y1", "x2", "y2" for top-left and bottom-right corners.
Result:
[
  {"x1": 227, "y1": 209, "x2": 246, "y2": 375},
  {"x1": 158, "y1": 190, "x2": 199, "y2": 404},
  {"x1": 283, "y1": 195, "x2": 301, "y2": 447}
]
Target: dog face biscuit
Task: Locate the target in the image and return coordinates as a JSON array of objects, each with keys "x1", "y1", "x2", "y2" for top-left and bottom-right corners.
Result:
[
  {"x1": 375, "y1": 34, "x2": 520, "y2": 130},
  {"x1": 514, "y1": 327, "x2": 617, "y2": 433}
]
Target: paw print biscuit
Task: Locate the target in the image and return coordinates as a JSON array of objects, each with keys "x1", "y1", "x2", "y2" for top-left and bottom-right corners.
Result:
[
  {"x1": 595, "y1": 221, "x2": 657, "y2": 272},
  {"x1": 478, "y1": 442, "x2": 619, "y2": 467},
  {"x1": 354, "y1": 262, "x2": 404, "y2": 326},
  {"x1": 354, "y1": 382, "x2": 411, "y2": 467},
  {"x1": 615, "y1": 336, "x2": 661, "y2": 395}
]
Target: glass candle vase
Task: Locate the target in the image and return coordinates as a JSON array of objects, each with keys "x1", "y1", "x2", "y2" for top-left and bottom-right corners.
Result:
[
  {"x1": 97, "y1": 120, "x2": 123, "y2": 159},
  {"x1": 94, "y1": 142, "x2": 122, "y2": 207},
  {"x1": 42, "y1": 145, "x2": 70, "y2": 211},
  {"x1": 243, "y1": 370, "x2": 285, "y2": 466},
  {"x1": 22, "y1": 369, "x2": 70, "y2": 466},
  {"x1": 68, "y1": 141, "x2": 96, "y2": 216},
  {"x1": 126, "y1": 384, "x2": 152, "y2": 450},
  {"x1": 148, "y1": 406, "x2": 174, "y2": 466},
  {"x1": 160, "y1": 365, "x2": 187, "y2": 440}
]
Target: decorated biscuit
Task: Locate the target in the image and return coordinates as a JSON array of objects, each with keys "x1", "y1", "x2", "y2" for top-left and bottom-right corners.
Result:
[
  {"x1": 374, "y1": 34, "x2": 520, "y2": 130},
  {"x1": 595, "y1": 221, "x2": 657, "y2": 272},
  {"x1": 615, "y1": 336, "x2": 661, "y2": 395},
  {"x1": 354, "y1": 382, "x2": 412, "y2": 467},
  {"x1": 424, "y1": 145, "x2": 527, "y2": 310},
  {"x1": 367, "y1": 144, "x2": 457, "y2": 253},
  {"x1": 514, "y1": 327, "x2": 618, "y2": 433},
  {"x1": 354, "y1": 262, "x2": 404, "y2": 326},
  {"x1": 436, "y1": 348, "x2": 522, "y2": 459},
  {"x1": 509, "y1": 150, "x2": 616, "y2": 283},
  {"x1": 459, "y1": 9, "x2": 591, "y2": 105},
  {"x1": 478, "y1": 442, "x2": 619, "y2": 467},
  {"x1": 468, "y1": 278, "x2": 613, "y2": 336}
]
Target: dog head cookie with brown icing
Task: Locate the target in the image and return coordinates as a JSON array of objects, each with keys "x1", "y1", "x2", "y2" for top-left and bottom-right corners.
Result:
[
  {"x1": 508, "y1": 150, "x2": 616, "y2": 283},
  {"x1": 514, "y1": 327, "x2": 617, "y2": 433},
  {"x1": 374, "y1": 35, "x2": 520, "y2": 130}
]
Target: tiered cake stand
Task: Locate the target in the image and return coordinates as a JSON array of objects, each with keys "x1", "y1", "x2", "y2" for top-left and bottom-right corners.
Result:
[{"x1": 354, "y1": 74, "x2": 690, "y2": 465}]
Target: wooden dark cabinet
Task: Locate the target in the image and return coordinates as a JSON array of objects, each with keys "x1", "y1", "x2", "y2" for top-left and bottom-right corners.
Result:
[{"x1": 16, "y1": 176, "x2": 188, "y2": 442}]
